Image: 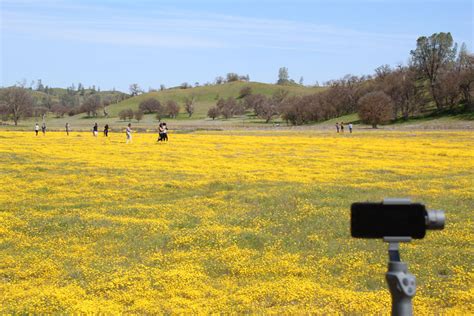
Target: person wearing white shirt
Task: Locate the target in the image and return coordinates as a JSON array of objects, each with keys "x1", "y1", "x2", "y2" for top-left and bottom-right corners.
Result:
[{"x1": 126, "y1": 123, "x2": 132, "y2": 143}]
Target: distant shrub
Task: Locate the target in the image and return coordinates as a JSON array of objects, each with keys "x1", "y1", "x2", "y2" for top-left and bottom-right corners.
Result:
[
  {"x1": 207, "y1": 106, "x2": 219, "y2": 120},
  {"x1": 139, "y1": 98, "x2": 162, "y2": 114},
  {"x1": 165, "y1": 100, "x2": 180, "y2": 118},
  {"x1": 119, "y1": 108, "x2": 134, "y2": 121},
  {"x1": 134, "y1": 109, "x2": 144, "y2": 122},
  {"x1": 239, "y1": 86, "x2": 252, "y2": 99}
]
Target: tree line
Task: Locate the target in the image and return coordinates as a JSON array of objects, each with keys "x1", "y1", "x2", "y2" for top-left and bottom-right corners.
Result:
[
  {"x1": 207, "y1": 32, "x2": 473, "y2": 127},
  {"x1": 0, "y1": 81, "x2": 129, "y2": 125},
  {"x1": 117, "y1": 96, "x2": 196, "y2": 123}
]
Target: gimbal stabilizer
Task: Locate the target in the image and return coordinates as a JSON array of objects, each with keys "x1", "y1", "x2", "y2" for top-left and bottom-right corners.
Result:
[{"x1": 351, "y1": 198, "x2": 445, "y2": 316}]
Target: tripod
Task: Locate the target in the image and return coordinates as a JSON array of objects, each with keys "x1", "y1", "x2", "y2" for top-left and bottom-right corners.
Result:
[{"x1": 384, "y1": 237, "x2": 416, "y2": 316}]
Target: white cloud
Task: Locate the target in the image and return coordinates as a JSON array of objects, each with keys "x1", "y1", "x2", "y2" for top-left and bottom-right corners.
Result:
[{"x1": 1, "y1": 1, "x2": 417, "y2": 51}]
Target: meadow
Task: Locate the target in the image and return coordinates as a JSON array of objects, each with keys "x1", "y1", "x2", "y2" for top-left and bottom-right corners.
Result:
[{"x1": 0, "y1": 130, "x2": 473, "y2": 313}]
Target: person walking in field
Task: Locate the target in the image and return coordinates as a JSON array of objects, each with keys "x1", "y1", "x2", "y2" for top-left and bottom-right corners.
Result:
[
  {"x1": 335, "y1": 122, "x2": 340, "y2": 133},
  {"x1": 65, "y1": 122, "x2": 70, "y2": 136},
  {"x1": 41, "y1": 122, "x2": 46, "y2": 135},
  {"x1": 340, "y1": 122, "x2": 344, "y2": 133},
  {"x1": 93, "y1": 123, "x2": 98, "y2": 137},
  {"x1": 162, "y1": 122, "x2": 168, "y2": 141},
  {"x1": 348, "y1": 123, "x2": 353, "y2": 134},
  {"x1": 157, "y1": 123, "x2": 164, "y2": 142},
  {"x1": 104, "y1": 124, "x2": 109, "y2": 137},
  {"x1": 35, "y1": 123, "x2": 39, "y2": 136},
  {"x1": 126, "y1": 123, "x2": 132, "y2": 143}
]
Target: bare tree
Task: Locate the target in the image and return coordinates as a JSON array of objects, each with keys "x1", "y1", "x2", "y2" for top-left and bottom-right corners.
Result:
[
  {"x1": 165, "y1": 100, "x2": 180, "y2": 118},
  {"x1": 207, "y1": 106, "x2": 219, "y2": 120},
  {"x1": 434, "y1": 70, "x2": 462, "y2": 110},
  {"x1": 80, "y1": 95, "x2": 101, "y2": 117},
  {"x1": 358, "y1": 91, "x2": 393, "y2": 128},
  {"x1": 119, "y1": 108, "x2": 134, "y2": 121},
  {"x1": 218, "y1": 97, "x2": 238, "y2": 119},
  {"x1": 0, "y1": 87, "x2": 34, "y2": 125},
  {"x1": 378, "y1": 67, "x2": 424, "y2": 119},
  {"x1": 374, "y1": 64, "x2": 392, "y2": 79},
  {"x1": 129, "y1": 83, "x2": 143, "y2": 96},
  {"x1": 272, "y1": 89, "x2": 289, "y2": 105},
  {"x1": 244, "y1": 93, "x2": 266, "y2": 111},
  {"x1": 184, "y1": 97, "x2": 195, "y2": 117},
  {"x1": 51, "y1": 103, "x2": 67, "y2": 118},
  {"x1": 457, "y1": 45, "x2": 474, "y2": 111},
  {"x1": 134, "y1": 109, "x2": 144, "y2": 122},
  {"x1": 239, "y1": 86, "x2": 252, "y2": 99},
  {"x1": 257, "y1": 98, "x2": 278, "y2": 123}
]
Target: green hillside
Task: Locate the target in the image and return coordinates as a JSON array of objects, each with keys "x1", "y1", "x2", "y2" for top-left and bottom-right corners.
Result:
[{"x1": 108, "y1": 81, "x2": 324, "y2": 118}]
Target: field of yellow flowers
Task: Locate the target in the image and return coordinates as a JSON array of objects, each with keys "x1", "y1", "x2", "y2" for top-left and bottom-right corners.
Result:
[{"x1": 0, "y1": 130, "x2": 473, "y2": 313}]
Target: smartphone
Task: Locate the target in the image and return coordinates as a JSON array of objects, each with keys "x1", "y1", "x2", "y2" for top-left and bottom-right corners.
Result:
[{"x1": 351, "y1": 202, "x2": 427, "y2": 239}]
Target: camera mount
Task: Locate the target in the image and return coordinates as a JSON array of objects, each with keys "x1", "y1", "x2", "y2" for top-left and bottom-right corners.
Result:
[
  {"x1": 384, "y1": 236, "x2": 415, "y2": 316},
  {"x1": 382, "y1": 199, "x2": 416, "y2": 316},
  {"x1": 351, "y1": 198, "x2": 445, "y2": 315}
]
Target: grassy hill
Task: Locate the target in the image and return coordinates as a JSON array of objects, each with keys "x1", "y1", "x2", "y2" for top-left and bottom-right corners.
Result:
[{"x1": 108, "y1": 81, "x2": 324, "y2": 118}]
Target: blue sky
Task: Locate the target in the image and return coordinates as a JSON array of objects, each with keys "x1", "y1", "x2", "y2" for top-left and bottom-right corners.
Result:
[{"x1": 1, "y1": 0, "x2": 472, "y2": 92}]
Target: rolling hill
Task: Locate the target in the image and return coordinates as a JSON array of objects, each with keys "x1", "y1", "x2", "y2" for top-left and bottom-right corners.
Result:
[{"x1": 107, "y1": 81, "x2": 324, "y2": 118}]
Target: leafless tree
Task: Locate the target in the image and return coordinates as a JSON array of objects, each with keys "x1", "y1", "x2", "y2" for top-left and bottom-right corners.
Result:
[
  {"x1": 457, "y1": 45, "x2": 474, "y2": 111},
  {"x1": 119, "y1": 108, "x2": 134, "y2": 121},
  {"x1": 51, "y1": 104, "x2": 68, "y2": 118},
  {"x1": 207, "y1": 106, "x2": 219, "y2": 120},
  {"x1": 377, "y1": 66, "x2": 424, "y2": 119},
  {"x1": 239, "y1": 86, "x2": 252, "y2": 99},
  {"x1": 184, "y1": 97, "x2": 195, "y2": 117},
  {"x1": 129, "y1": 83, "x2": 143, "y2": 96},
  {"x1": 0, "y1": 87, "x2": 34, "y2": 125},
  {"x1": 80, "y1": 94, "x2": 101, "y2": 117},
  {"x1": 165, "y1": 100, "x2": 180, "y2": 118},
  {"x1": 134, "y1": 109, "x2": 144, "y2": 122}
]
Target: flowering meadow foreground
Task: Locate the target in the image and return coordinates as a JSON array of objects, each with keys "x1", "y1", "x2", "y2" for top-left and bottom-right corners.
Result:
[{"x1": 0, "y1": 130, "x2": 473, "y2": 313}]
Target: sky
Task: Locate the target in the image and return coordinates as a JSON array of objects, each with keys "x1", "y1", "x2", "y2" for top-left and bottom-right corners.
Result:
[{"x1": 1, "y1": 0, "x2": 472, "y2": 92}]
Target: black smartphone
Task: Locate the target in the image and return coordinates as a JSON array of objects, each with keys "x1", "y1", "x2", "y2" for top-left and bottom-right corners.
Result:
[{"x1": 351, "y1": 202, "x2": 427, "y2": 239}]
